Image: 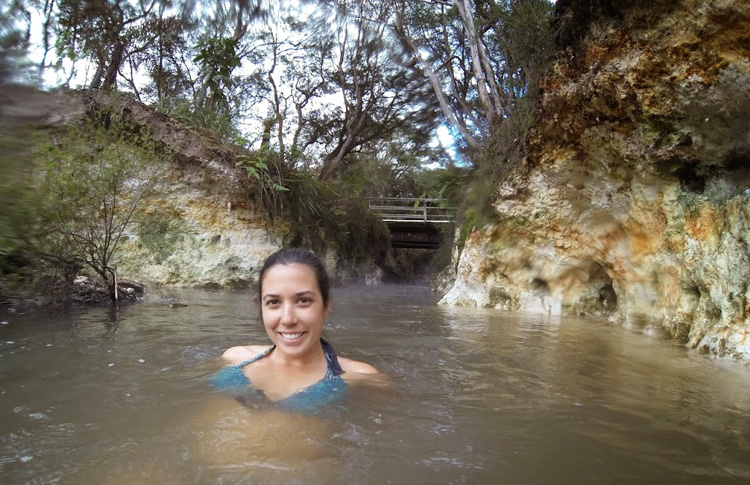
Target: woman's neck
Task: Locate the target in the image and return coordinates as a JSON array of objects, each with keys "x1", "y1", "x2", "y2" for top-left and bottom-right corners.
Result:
[{"x1": 268, "y1": 342, "x2": 326, "y2": 369}]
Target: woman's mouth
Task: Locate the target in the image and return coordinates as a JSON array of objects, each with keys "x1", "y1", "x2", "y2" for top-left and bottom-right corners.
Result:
[{"x1": 279, "y1": 332, "x2": 304, "y2": 341}]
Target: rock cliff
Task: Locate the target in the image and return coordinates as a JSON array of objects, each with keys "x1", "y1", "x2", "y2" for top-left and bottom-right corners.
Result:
[
  {"x1": 440, "y1": 0, "x2": 750, "y2": 359},
  {"x1": 82, "y1": 91, "x2": 280, "y2": 288}
]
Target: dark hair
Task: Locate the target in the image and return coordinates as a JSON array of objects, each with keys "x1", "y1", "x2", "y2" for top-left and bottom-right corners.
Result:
[{"x1": 258, "y1": 248, "x2": 331, "y2": 306}]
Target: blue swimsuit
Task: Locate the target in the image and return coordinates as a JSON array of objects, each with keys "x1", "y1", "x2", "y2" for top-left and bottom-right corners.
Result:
[{"x1": 211, "y1": 339, "x2": 347, "y2": 413}]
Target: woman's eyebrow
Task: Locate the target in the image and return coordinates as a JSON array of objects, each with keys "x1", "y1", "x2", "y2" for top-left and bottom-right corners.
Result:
[{"x1": 262, "y1": 291, "x2": 315, "y2": 299}]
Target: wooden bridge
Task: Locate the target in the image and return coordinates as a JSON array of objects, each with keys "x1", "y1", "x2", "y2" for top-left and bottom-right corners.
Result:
[{"x1": 366, "y1": 197, "x2": 454, "y2": 249}]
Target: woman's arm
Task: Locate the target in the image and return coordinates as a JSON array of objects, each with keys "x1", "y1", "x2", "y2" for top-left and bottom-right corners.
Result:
[
  {"x1": 338, "y1": 356, "x2": 379, "y2": 374},
  {"x1": 338, "y1": 356, "x2": 390, "y2": 387}
]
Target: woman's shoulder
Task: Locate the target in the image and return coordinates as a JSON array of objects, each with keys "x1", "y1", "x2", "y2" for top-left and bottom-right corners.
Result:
[
  {"x1": 221, "y1": 344, "x2": 271, "y2": 365},
  {"x1": 338, "y1": 356, "x2": 379, "y2": 375}
]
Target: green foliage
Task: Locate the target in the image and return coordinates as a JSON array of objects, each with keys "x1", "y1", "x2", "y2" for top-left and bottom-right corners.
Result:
[
  {"x1": 195, "y1": 37, "x2": 241, "y2": 79},
  {"x1": 54, "y1": 0, "x2": 133, "y2": 88},
  {"x1": 232, "y1": 145, "x2": 389, "y2": 263},
  {"x1": 0, "y1": 0, "x2": 35, "y2": 85},
  {"x1": 169, "y1": 99, "x2": 239, "y2": 140},
  {"x1": 0, "y1": 129, "x2": 41, "y2": 298},
  {"x1": 281, "y1": 173, "x2": 389, "y2": 263},
  {"x1": 31, "y1": 116, "x2": 165, "y2": 299},
  {"x1": 458, "y1": 208, "x2": 482, "y2": 253},
  {"x1": 484, "y1": 0, "x2": 556, "y2": 97},
  {"x1": 419, "y1": 167, "x2": 466, "y2": 204},
  {"x1": 236, "y1": 153, "x2": 288, "y2": 193},
  {"x1": 137, "y1": 9, "x2": 197, "y2": 104},
  {"x1": 55, "y1": 0, "x2": 125, "y2": 58},
  {"x1": 136, "y1": 211, "x2": 185, "y2": 264},
  {"x1": 194, "y1": 36, "x2": 241, "y2": 111},
  {"x1": 335, "y1": 132, "x2": 451, "y2": 199},
  {"x1": 235, "y1": 149, "x2": 289, "y2": 222},
  {"x1": 393, "y1": 0, "x2": 553, "y2": 155},
  {"x1": 0, "y1": 135, "x2": 32, "y2": 255}
]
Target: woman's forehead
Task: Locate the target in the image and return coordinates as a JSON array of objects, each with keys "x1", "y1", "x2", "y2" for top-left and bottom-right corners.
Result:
[{"x1": 262, "y1": 263, "x2": 318, "y2": 288}]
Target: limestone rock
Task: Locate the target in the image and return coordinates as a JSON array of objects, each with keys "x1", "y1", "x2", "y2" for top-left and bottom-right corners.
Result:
[
  {"x1": 113, "y1": 147, "x2": 280, "y2": 288},
  {"x1": 77, "y1": 91, "x2": 282, "y2": 288},
  {"x1": 440, "y1": 0, "x2": 750, "y2": 360}
]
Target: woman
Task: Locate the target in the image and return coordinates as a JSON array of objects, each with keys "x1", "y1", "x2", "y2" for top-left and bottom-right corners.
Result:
[{"x1": 212, "y1": 248, "x2": 378, "y2": 413}]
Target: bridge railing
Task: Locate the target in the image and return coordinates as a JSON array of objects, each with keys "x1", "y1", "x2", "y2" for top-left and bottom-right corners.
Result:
[{"x1": 366, "y1": 197, "x2": 455, "y2": 224}]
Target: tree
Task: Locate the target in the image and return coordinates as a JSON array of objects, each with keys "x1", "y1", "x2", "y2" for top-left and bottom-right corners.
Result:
[
  {"x1": 339, "y1": 129, "x2": 450, "y2": 199},
  {"x1": 310, "y1": 0, "x2": 439, "y2": 179},
  {"x1": 193, "y1": 36, "x2": 241, "y2": 112},
  {"x1": 393, "y1": 0, "x2": 554, "y2": 163},
  {"x1": 237, "y1": 2, "x2": 331, "y2": 165},
  {"x1": 54, "y1": 0, "x2": 195, "y2": 92},
  {"x1": 193, "y1": 0, "x2": 266, "y2": 109},
  {"x1": 33, "y1": 121, "x2": 163, "y2": 302},
  {"x1": 126, "y1": 1, "x2": 197, "y2": 105},
  {"x1": 0, "y1": 0, "x2": 34, "y2": 85}
]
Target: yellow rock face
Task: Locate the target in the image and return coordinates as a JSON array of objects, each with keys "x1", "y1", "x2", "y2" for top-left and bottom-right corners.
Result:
[{"x1": 441, "y1": 0, "x2": 750, "y2": 360}]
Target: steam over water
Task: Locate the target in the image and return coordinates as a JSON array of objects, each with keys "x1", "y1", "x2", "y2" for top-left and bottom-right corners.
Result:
[{"x1": 1, "y1": 284, "x2": 749, "y2": 483}]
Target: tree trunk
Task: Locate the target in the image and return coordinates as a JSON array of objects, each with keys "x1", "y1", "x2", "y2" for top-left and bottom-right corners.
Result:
[
  {"x1": 319, "y1": 126, "x2": 357, "y2": 180},
  {"x1": 101, "y1": 42, "x2": 126, "y2": 91},
  {"x1": 455, "y1": 0, "x2": 498, "y2": 126},
  {"x1": 395, "y1": 11, "x2": 480, "y2": 150},
  {"x1": 89, "y1": 59, "x2": 105, "y2": 89},
  {"x1": 107, "y1": 266, "x2": 119, "y2": 306}
]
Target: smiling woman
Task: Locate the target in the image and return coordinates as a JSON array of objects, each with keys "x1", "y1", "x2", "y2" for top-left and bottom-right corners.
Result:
[{"x1": 212, "y1": 248, "x2": 379, "y2": 413}]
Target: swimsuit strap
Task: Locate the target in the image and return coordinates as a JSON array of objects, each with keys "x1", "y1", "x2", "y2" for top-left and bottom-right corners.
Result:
[
  {"x1": 321, "y1": 338, "x2": 345, "y2": 376},
  {"x1": 237, "y1": 345, "x2": 275, "y2": 368}
]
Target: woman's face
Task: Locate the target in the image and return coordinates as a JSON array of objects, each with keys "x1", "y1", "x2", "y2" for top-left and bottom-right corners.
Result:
[{"x1": 260, "y1": 263, "x2": 329, "y2": 359}]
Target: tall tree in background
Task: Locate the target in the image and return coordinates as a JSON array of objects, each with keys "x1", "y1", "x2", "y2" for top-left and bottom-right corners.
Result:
[
  {"x1": 128, "y1": 1, "x2": 195, "y2": 105},
  {"x1": 284, "y1": 21, "x2": 333, "y2": 168},
  {"x1": 56, "y1": 0, "x2": 153, "y2": 90},
  {"x1": 0, "y1": 0, "x2": 34, "y2": 85},
  {"x1": 250, "y1": 2, "x2": 297, "y2": 160},
  {"x1": 229, "y1": 0, "x2": 438, "y2": 179},
  {"x1": 393, "y1": 0, "x2": 554, "y2": 163},
  {"x1": 313, "y1": 0, "x2": 438, "y2": 179},
  {"x1": 193, "y1": 0, "x2": 265, "y2": 109}
]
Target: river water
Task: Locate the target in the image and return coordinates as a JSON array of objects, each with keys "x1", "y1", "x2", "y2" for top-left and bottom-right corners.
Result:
[{"x1": 1, "y1": 284, "x2": 749, "y2": 484}]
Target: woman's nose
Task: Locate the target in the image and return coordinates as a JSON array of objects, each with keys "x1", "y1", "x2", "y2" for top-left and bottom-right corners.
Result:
[{"x1": 280, "y1": 303, "x2": 296, "y2": 324}]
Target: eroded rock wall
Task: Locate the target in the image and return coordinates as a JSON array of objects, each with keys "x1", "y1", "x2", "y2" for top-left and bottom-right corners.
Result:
[
  {"x1": 82, "y1": 91, "x2": 280, "y2": 287},
  {"x1": 116, "y1": 161, "x2": 279, "y2": 288},
  {"x1": 440, "y1": 0, "x2": 750, "y2": 359}
]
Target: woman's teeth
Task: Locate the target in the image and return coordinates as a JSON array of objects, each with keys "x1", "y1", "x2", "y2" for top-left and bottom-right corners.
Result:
[{"x1": 280, "y1": 332, "x2": 302, "y2": 340}]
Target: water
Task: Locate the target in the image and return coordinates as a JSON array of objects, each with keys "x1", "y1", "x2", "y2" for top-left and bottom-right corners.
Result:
[{"x1": 1, "y1": 284, "x2": 749, "y2": 484}]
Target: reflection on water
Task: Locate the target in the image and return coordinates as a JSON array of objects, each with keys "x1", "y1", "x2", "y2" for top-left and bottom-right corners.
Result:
[{"x1": 1, "y1": 284, "x2": 749, "y2": 483}]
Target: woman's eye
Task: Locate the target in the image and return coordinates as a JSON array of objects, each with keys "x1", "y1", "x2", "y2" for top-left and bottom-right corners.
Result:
[
  {"x1": 298, "y1": 297, "x2": 312, "y2": 304},
  {"x1": 265, "y1": 299, "x2": 280, "y2": 306}
]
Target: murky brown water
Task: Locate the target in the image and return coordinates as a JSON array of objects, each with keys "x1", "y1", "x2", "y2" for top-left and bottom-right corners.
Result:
[{"x1": 1, "y1": 284, "x2": 749, "y2": 484}]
